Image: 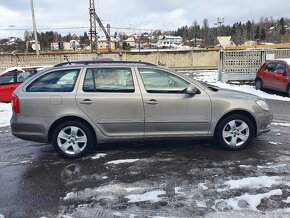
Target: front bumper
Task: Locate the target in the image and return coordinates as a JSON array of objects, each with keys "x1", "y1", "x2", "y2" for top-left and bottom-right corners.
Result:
[{"x1": 256, "y1": 110, "x2": 273, "y2": 136}]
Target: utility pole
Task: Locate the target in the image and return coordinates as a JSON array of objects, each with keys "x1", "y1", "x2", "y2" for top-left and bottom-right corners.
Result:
[
  {"x1": 89, "y1": 0, "x2": 97, "y2": 52},
  {"x1": 106, "y1": 24, "x2": 111, "y2": 52},
  {"x1": 29, "y1": 0, "x2": 39, "y2": 55}
]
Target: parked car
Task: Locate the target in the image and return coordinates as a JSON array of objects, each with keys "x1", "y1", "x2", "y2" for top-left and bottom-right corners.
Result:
[
  {"x1": 0, "y1": 68, "x2": 38, "y2": 103},
  {"x1": 255, "y1": 59, "x2": 290, "y2": 97},
  {"x1": 11, "y1": 61, "x2": 272, "y2": 158}
]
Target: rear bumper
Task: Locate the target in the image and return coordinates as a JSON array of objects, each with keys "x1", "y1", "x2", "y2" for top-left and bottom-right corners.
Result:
[
  {"x1": 10, "y1": 114, "x2": 50, "y2": 143},
  {"x1": 256, "y1": 110, "x2": 273, "y2": 136}
]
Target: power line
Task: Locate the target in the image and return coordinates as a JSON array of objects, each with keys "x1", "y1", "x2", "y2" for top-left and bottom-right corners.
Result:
[{"x1": 0, "y1": 26, "x2": 167, "y2": 32}]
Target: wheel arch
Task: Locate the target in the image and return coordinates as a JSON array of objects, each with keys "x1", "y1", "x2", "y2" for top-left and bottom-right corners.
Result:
[
  {"x1": 48, "y1": 116, "x2": 97, "y2": 144},
  {"x1": 214, "y1": 110, "x2": 257, "y2": 137}
]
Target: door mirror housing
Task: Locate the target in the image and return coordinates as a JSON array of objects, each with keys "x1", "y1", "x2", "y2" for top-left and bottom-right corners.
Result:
[{"x1": 185, "y1": 84, "x2": 198, "y2": 95}]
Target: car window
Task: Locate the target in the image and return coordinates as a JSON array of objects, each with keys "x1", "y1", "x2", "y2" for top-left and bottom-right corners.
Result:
[
  {"x1": 16, "y1": 71, "x2": 35, "y2": 83},
  {"x1": 27, "y1": 69, "x2": 80, "y2": 92},
  {"x1": 264, "y1": 63, "x2": 277, "y2": 72},
  {"x1": 83, "y1": 68, "x2": 134, "y2": 92},
  {"x1": 275, "y1": 64, "x2": 286, "y2": 72},
  {"x1": 0, "y1": 73, "x2": 15, "y2": 85},
  {"x1": 138, "y1": 68, "x2": 189, "y2": 93}
]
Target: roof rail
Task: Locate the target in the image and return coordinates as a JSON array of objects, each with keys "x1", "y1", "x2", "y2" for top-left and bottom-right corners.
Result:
[{"x1": 53, "y1": 60, "x2": 157, "y2": 67}]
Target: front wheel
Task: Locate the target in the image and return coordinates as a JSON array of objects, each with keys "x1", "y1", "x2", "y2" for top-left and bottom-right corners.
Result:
[
  {"x1": 52, "y1": 121, "x2": 95, "y2": 158},
  {"x1": 255, "y1": 78, "x2": 263, "y2": 90},
  {"x1": 215, "y1": 114, "x2": 255, "y2": 150}
]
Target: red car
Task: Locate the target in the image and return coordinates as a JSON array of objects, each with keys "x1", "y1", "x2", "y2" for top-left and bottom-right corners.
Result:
[
  {"x1": 0, "y1": 69, "x2": 37, "y2": 103},
  {"x1": 255, "y1": 59, "x2": 290, "y2": 97}
]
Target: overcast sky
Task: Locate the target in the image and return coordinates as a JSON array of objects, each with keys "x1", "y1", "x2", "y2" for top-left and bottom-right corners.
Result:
[{"x1": 0, "y1": 0, "x2": 290, "y2": 39}]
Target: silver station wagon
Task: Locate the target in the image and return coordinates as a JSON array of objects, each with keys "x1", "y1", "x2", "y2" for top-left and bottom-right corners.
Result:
[{"x1": 11, "y1": 61, "x2": 272, "y2": 158}]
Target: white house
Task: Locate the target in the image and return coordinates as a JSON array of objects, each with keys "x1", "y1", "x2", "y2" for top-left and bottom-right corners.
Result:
[
  {"x1": 157, "y1": 36, "x2": 183, "y2": 48},
  {"x1": 124, "y1": 37, "x2": 136, "y2": 48},
  {"x1": 98, "y1": 37, "x2": 118, "y2": 50}
]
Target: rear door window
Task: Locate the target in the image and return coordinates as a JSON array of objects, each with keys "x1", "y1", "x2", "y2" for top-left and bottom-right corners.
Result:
[
  {"x1": 27, "y1": 69, "x2": 80, "y2": 92},
  {"x1": 83, "y1": 68, "x2": 134, "y2": 92}
]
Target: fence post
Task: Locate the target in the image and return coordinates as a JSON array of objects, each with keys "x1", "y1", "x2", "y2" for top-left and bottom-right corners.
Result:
[{"x1": 218, "y1": 50, "x2": 224, "y2": 82}]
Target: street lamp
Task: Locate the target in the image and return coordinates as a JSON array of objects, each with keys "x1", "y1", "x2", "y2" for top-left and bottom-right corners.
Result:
[{"x1": 30, "y1": 0, "x2": 39, "y2": 55}]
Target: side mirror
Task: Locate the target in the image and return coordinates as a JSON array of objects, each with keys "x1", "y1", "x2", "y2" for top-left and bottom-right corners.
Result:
[
  {"x1": 185, "y1": 84, "x2": 198, "y2": 95},
  {"x1": 276, "y1": 69, "x2": 285, "y2": 75}
]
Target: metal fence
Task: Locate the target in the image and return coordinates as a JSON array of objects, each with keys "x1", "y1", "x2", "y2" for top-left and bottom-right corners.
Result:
[{"x1": 219, "y1": 49, "x2": 290, "y2": 82}]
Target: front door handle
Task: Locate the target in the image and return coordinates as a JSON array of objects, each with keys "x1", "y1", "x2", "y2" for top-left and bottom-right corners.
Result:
[
  {"x1": 146, "y1": 99, "x2": 158, "y2": 105},
  {"x1": 80, "y1": 99, "x2": 93, "y2": 105}
]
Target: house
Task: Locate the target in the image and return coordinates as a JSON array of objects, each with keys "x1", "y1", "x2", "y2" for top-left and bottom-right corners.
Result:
[
  {"x1": 98, "y1": 37, "x2": 118, "y2": 50},
  {"x1": 157, "y1": 36, "x2": 183, "y2": 48},
  {"x1": 124, "y1": 37, "x2": 136, "y2": 48}
]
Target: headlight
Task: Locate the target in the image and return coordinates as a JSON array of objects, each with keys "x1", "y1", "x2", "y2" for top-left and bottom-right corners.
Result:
[{"x1": 256, "y1": 100, "x2": 269, "y2": 111}]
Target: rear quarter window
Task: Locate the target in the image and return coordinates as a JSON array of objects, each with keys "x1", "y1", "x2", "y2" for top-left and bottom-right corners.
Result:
[{"x1": 26, "y1": 69, "x2": 80, "y2": 92}]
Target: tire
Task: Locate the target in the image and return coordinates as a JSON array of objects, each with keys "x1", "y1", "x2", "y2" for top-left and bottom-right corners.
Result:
[
  {"x1": 287, "y1": 85, "x2": 290, "y2": 97},
  {"x1": 52, "y1": 121, "x2": 95, "y2": 158},
  {"x1": 215, "y1": 114, "x2": 255, "y2": 150},
  {"x1": 255, "y1": 78, "x2": 263, "y2": 90}
]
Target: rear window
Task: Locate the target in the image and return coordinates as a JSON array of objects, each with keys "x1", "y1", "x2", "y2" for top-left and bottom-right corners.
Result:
[
  {"x1": 17, "y1": 71, "x2": 36, "y2": 83},
  {"x1": 27, "y1": 69, "x2": 80, "y2": 92},
  {"x1": 0, "y1": 73, "x2": 15, "y2": 85}
]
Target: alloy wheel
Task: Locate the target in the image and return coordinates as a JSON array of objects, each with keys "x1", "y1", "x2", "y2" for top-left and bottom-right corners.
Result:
[
  {"x1": 222, "y1": 119, "x2": 250, "y2": 147},
  {"x1": 57, "y1": 126, "x2": 88, "y2": 155}
]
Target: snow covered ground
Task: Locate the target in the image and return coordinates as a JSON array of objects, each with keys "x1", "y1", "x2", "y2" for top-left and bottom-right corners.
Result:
[
  {"x1": 0, "y1": 70, "x2": 289, "y2": 128},
  {"x1": 181, "y1": 70, "x2": 290, "y2": 101},
  {"x1": 0, "y1": 103, "x2": 12, "y2": 128}
]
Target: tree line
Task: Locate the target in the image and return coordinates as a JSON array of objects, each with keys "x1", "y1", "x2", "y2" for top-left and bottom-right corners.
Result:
[{"x1": 166, "y1": 17, "x2": 290, "y2": 47}]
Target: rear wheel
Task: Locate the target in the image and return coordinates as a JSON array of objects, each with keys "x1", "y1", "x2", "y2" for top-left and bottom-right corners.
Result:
[
  {"x1": 255, "y1": 78, "x2": 263, "y2": 90},
  {"x1": 216, "y1": 114, "x2": 255, "y2": 150},
  {"x1": 52, "y1": 121, "x2": 95, "y2": 158},
  {"x1": 287, "y1": 85, "x2": 290, "y2": 97}
]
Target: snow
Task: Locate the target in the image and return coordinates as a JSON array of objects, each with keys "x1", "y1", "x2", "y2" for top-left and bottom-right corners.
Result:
[
  {"x1": 91, "y1": 153, "x2": 107, "y2": 160},
  {"x1": 239, "y1": 165, "x2": 252, "y2": 168},
  {"x1": 174, "y1": 187, "x2": 185, "y2": 195},
  {"x1": 64, "y1": 184, "x2": 145, "y2": 201},
  {"x1": 198, "y1": 183, "x2": 209, "y2": 190},
  {"x1": 125, "y1": 190, "x2": 166, "y2": 203},
  {"x1": 0, "y1": 214, "x2": 4, "y2": 218},
  {"x1": 272, "y1": 122, "x2": 290, "y2": 127},
  {"x1": 184, "y1": 70, "x2": 290, "y2": 101},
  {"x1": 218, "y1": 189, "x2": 283, "y2": 211},
  {"x1": 218, "y1": 176, "x2": 287, "y2": 191},
  {"x1": 105, "y1": 159, "x2": 140, "y2": 165},
  {"x1": 283, "y1": 197, "x2": 290, "y2": 203},
  {"x1": 0, "y1": 103, "x2": 12, "y2": 127},
  {"x1": 268, "y1": 141, "x2": 279, "y2": 145}
]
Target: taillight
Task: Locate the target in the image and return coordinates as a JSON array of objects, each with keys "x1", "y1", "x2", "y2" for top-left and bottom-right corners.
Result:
[{"x1": 12, "y1": 93, "x2": 20, "y2": 113}]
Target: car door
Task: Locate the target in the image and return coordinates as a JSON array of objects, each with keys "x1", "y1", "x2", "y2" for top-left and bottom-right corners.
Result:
[
  {"x1": 262, "y1": 63, "x2": 277, "y2": 88},
  {"x1": 76, "y1": 67, "x2": 144, "y2": 137},
  {"x1": 0, "y1": 71, "x2": 17, "y2": 103},
  {"x1": 136, "y1": 67, "x2": 211, "y2": 137},
  {"x1": 272, "y1": 63, "x2": 288, "y2": 91}
]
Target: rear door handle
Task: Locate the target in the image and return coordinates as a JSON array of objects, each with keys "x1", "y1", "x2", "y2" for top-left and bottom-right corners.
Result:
[
  {"x1": 146, "y1": 99, "x2": 158, "y2": 105},
  {"x1": 80, "y1": 99, "x2": 93, "y2": 105}
]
